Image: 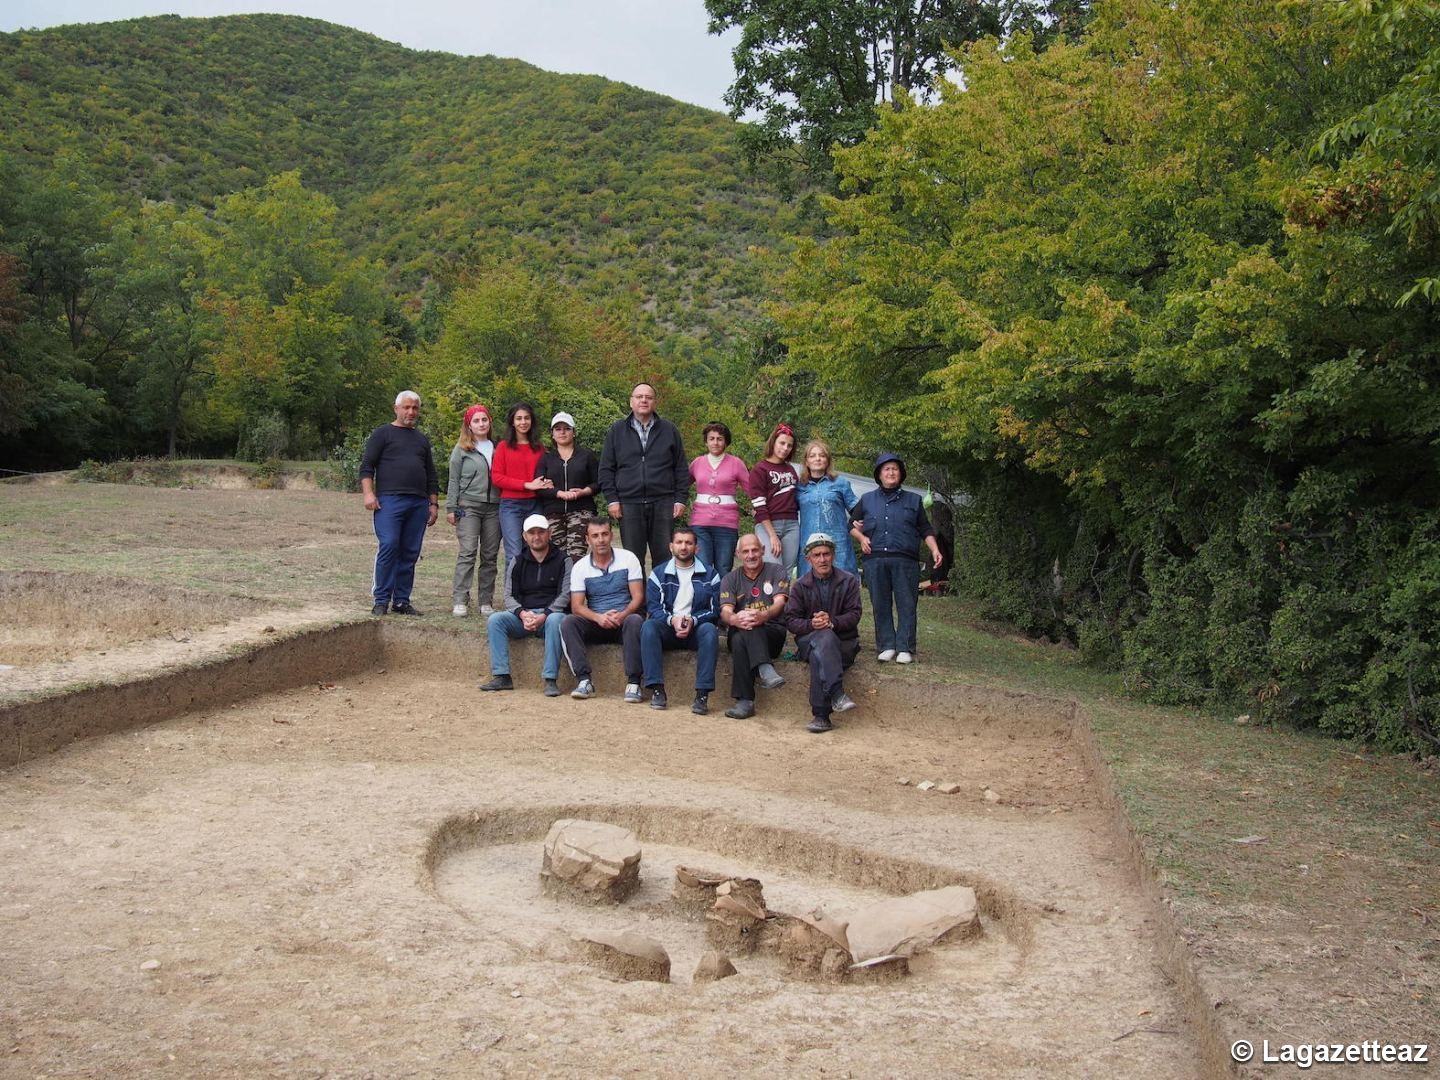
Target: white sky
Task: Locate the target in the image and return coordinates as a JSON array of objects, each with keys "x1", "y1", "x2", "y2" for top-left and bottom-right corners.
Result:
[{"x1": 0, "y1": 0, "x2": 741, "y2": 112}]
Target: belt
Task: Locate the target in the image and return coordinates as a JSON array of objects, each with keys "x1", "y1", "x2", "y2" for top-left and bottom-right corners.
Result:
[{"x1": 700, "y1": 494, "x2": 737, "y2": 506}]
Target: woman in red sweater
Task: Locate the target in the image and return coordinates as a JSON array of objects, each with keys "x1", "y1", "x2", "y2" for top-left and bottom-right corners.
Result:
[{"x1": 492, "y1": 401, "x2": 547, "y2": 607}]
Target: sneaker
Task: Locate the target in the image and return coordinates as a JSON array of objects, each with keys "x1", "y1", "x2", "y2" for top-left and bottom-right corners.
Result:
[
  {"x1": 480, "y1": 604, "x2": 496, "y2": 616},
  {"x1": 756, "y1": 663, "x2": 786, "y2": 690},
  {"x1": 390, "y1": 602, "x2": 422, "y2": 616},
  {"x1": 807, "y1": 715, "x2": 834, "y2": 734},
  {"x1": 725, "y1": 699, "x2": 756, "y2": 719},
  {"x1": 571, "y1": 678, "x2": 595, "y2": 700},
  {"x1": 650, "y1": 687, "x2": 669, "y2": 710},
  {"x1": 691, "y1": 693, "x2": 709, "y2": 716},
  {"x1": 623, "y1": 683, "x2": 643, "y2": 704},
  {"x1": 877, "y1": 649, "x2": 896, "y2": 662},
  {"x1": 452, "y1": 603, "x2": 469, "y2": 617},
  {"x1": 831, "y1": 690, "x2": 857, "y2": 713},
  {"x1": 543, "y1": 679, "x2": 562, "y2": 698},
  {"x1": 478, "y1": 674, "x2": 513, "y2": 692},
  {"x1": 370, "y1": 602, "x2": 387, "y2": 616},
  {"x1": 896, "y1": 652, "x2": 914, "y2": 664}
]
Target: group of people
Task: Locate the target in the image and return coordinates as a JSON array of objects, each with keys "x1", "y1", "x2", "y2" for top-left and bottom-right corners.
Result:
[{"x1": 359, "y1": 383, "x2": 943, "y2": 733}]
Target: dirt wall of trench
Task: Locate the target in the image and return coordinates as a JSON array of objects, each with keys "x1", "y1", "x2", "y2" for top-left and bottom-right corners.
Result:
[{"x1": 0, "y1": 621, "x2": 382, "y2": 770}]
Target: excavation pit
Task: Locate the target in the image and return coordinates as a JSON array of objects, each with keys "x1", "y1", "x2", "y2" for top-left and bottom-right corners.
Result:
[{"x1": 0, "y1": 618, "x2": 1211, "y2": 1076}]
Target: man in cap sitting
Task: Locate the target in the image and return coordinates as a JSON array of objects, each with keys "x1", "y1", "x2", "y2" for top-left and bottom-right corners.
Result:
[
  {"x1": 479, "y1": 514, "x2": 572, "y2": 696},
  {"x1": 781, "y1": 532, "x2": 862, "y2": 733}
]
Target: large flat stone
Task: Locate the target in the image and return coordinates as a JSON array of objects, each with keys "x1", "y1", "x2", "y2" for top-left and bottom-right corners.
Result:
[
  {"x1": 578, "y1": 931, "x2": 671, "y2": 982},
  {"x1": 845, "y1": 885, "x2": 980, "y2": 962}
]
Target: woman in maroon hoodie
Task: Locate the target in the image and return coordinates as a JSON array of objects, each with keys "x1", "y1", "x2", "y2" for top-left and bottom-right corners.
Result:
[{"x1": 491, "y1": 401, "x2": 546, "y2": 607}]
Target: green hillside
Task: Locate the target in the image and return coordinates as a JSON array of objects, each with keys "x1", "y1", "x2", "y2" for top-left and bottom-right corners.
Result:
[{"x1": 0, "y1": 14, "x2": 795, "y2": 346}]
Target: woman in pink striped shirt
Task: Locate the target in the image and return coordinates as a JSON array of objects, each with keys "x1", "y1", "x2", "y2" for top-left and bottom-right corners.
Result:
[{"x1": 688, "y1": 421, "x2": 750, "y2": 575}]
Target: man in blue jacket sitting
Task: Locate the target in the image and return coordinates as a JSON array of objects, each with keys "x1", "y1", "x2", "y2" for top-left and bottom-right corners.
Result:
[{"x1": 641, "y1": 524, "x2": 722, "y2": 715}]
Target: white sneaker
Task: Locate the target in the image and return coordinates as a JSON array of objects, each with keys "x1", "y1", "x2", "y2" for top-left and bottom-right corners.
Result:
[
  {"x1": 877, "y1": 649, "x2": 896, "y2": 663},
  {"x1": 623, "y1": 683, "x2": 643, "y2": 704},
  {"x1": 452, "y1": 604, "x2": 468, "y2": 617},
  {"x1": 480, "y1": 604, "x2": 495, "y2": 616},
  {"x1": 896, "y1": 652, "x2": 914, "y2": 664}
]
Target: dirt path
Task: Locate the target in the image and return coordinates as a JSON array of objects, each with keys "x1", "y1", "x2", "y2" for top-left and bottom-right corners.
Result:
[{"x1": 1, "y1": 664, "x2": 1200, "y2": 1077}]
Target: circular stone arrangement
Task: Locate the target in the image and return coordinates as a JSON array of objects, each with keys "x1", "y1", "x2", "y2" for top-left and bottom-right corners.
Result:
[{"x1": 427, "y1": 809, "x2": 1023, "y2": 988}]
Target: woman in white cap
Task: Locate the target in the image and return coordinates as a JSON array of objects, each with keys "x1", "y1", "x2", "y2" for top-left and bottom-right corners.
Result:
[{"x1": 532, "y1": 411, "x2": 600, "y2": 560}]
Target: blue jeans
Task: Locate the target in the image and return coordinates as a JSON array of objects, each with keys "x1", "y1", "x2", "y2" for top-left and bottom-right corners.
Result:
[
  {"x1": 864, "y1": 557, "x2": 921, "y2": 653},
  {"x1": 498, "y1": 498, "x2": 537, "y2": 606},
  {"x1": 693, "y1": 525, "x2": 739, "y2": 577},
  {"x1": 641, "y1": 618, "x2": 719, "y2": 691},
  {"x1": 487, "y1": 609, "x2": 564, "y2": 680},
  {"x1": 372, "y1": 493, "x2": 430, "y2": 606}
]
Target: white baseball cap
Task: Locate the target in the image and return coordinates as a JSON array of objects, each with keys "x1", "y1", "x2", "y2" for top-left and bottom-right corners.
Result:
[
  {"x1": 522, "y1": 514, "x2": 551, "y2": 532},
  {"x1": 550, "y1": 411, "x2": 576, "y2": 430}
]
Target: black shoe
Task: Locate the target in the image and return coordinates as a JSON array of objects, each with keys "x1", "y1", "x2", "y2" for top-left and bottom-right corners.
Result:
[
  {"x1": 370, "y1": 602, "x2": 388, "y2": 616},
  {"x1": 478, "y1": 674, "x2": 514, "y2": 691},
  {"x1": 390, "y1": 602, "x2": 422, "y2": 616},
  {"x1": 649, "y1": 687, "x2": 668, "y2": 710},
  {"x1": 807, "y1": 715, "x2": 834, "y2": 734},
  {"x1": 543, "y1": 679, "x2": 561, "y2": 697},
  {"x1": 725, "y1": 698, "x2": 755, "y2": 719},
  {"x1": 691, "y1": 693, "x2": 709, "y2": 715}
]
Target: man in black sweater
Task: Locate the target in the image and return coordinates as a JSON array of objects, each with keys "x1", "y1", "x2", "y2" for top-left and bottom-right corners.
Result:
[
  {"x1": 479, "y1": 514, "x2": 572, "y2": 696},
  {"x1": 360, "y1": 391, "x2": 439, "y2": 615},
  {"x1": 598, "y1": 382, "x2": 689, "y2": 574}
]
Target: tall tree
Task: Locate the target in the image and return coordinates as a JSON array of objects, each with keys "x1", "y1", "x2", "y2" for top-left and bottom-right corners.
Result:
[{"x1": 705, "y1": 0, "x2": 1088, "y2": 187}]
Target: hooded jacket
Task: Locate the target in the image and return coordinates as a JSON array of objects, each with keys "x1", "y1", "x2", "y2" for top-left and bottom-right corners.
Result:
[{"x1": 850, "y1": 452, "x2": 934, "y2": 560}]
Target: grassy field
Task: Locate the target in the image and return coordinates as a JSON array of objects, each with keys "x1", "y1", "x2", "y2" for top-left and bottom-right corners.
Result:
[{"x1": 3, "y1": 474, "x2": 1436, "y2": 1059}]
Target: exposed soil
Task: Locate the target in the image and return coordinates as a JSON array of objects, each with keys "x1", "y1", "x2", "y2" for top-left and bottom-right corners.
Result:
[
  {"x1": 0, "y1": 570, "x2": 260, "y2": 667},
  {"x1": 0, "y1": 645, "x2": 1201, "y2": 1077}
]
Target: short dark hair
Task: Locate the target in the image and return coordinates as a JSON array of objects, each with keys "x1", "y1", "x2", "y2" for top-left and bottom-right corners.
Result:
[
  {"x1": 583, "y1": 516, "x2": 613, "y2": 534},
  {"x1": 701, "y1": 421, "x2": 732, "y2": 448},
  {"x1": 671, "y1": 524, "x2": 697, "y2": 542}
]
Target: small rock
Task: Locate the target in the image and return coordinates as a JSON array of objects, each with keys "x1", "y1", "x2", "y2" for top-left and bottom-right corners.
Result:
[
  {"x1": 140, "y1": 959, "x2": 161, "y2": 972},
  {"x1": 541, "y1": 819, "x2": 641, "y2": 904},
  {"x1": 984, "y1": 788, "x2": 1002, "y2": 803},
  {"x1": 263, "y1": 625, "x2": 276, "y2": 634},
  {"x1": 578, "y1": 931, "x2": 670, "y2": 982},
  {"x1": 848, "y1": 953, "x2": 911, "y2": 983},
  {"x1": 897, "y1": 777, "x2": 911, "y2": 786},
  {"x1": 1234, "y1": 714, "x2": 1251, "y2": 725},
  {"x1": 936, "y1": 782, "x2": 961, "y2": 795},
  {"x1": 917, "y1": 781, "x2": 936, "y2": 792},
  {"x1": 692, "y1": 950, "x2": 738, "y2": 983}
]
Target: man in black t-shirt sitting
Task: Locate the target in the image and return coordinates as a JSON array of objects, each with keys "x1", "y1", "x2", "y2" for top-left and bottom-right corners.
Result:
[
  {"x1": 718, "y1": 533, "x2": 790, "y2": 720},
  {"x1": 360, "y1": 390, "x2": 439, "y2": 616}
]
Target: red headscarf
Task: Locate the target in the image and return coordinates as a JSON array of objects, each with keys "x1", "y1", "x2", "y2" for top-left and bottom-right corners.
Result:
[{"x1": 462, "y1": 404, "x2": 490, "y2": 429}]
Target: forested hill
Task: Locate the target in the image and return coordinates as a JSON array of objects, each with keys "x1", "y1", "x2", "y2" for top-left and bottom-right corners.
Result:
[{"x1": 0, "y1": 14, "x2": 794, "y2": 344}]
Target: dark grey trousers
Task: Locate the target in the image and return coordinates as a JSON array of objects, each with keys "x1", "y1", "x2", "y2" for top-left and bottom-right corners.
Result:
[
  {"x1": 559, "y1": 612, "x2": 644, "y2": 683},
  {"x1": 796, "y1": 629, "x2": 859, "y2": 717}
]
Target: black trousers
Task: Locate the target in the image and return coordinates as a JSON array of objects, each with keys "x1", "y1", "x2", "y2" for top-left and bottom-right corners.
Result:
[
  {"x1": 618, "y1": 500, "x2": 673, "y2": 574},
  {"x1": 559, "y1": 613, "x2": 644, "y2": 682},
  {"x1": 726, "y1": 623, "x2": 787, "y2": 700},
  {"x1": 796, "y1": 629, "x2": 859, "y2": 717}
]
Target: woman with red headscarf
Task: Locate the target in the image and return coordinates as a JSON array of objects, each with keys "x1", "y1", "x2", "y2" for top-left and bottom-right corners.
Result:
[
  {"x1": 445, "y1": 404, "x2": 501, "y2": 617},
  {"x1": 747, "y1": 422, "x2": 801, "y2": 571}
]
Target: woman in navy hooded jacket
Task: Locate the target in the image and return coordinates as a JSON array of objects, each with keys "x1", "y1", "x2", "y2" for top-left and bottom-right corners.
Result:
[{"x1": 848, "y1": 452, "x2": 943, "y2": 664}]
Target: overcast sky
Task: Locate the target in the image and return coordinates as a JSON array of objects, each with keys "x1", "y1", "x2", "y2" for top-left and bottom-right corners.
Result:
[{"x1": 0, "y1": 1, "x2": 741, "y2": 112}]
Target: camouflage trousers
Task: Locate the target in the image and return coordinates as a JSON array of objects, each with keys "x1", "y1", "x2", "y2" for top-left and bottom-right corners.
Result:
[{"x1": 546, "y1": 508, "x2": 592, "y2": 562}]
